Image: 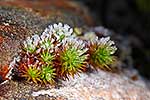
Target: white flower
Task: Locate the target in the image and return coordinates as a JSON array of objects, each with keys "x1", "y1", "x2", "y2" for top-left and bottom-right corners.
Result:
[
  {"x1": 32, "y1": 34, "x2": 40, "y2": 46},
  {"x1": 23, "y1": 35, "x2": 40, "y2": 53},
  {"x1": 40, "y1": 29, "x2": 54, "y2": 50},
  {"x1": 47, "y1": 23, "x2": 73, "y2": 41},
  {"x1": 90, "y1": 36, "x2": 117, "y2": 54},
  {"x1": 100, "y1": 37, "x2": 117, "y2": 54},
  {"x1": 63, "y1": 37, "x2": 88, "y2": 56},
  {"x1": 40, "y1": 28, "x2": 52, "y2": 41}
]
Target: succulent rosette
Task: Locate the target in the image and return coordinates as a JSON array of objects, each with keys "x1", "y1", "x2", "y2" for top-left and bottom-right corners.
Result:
[
  {"x1": 55, "y1": 38, "x2": 88, "y2": 79},
  {"x1": 11, "y1": 23, "x2": 75, "y2": 84},
  {"x1": 88, "y1": 36, "x2": 117, "y2": 70},
  {"x1": 40, "y1": 65, "x2": 56, "y2": 84}
]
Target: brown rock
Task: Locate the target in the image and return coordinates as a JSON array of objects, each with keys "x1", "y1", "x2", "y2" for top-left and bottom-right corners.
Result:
[
  {"x1": 0, "y1": 70, "x2": 150, "y2": 100},
  {"x1": 0, "y1": 0, "x2": 94, "y2": 26},
  {"x1": 0, "y1": 6, "x2": 47, "y2": 66}
]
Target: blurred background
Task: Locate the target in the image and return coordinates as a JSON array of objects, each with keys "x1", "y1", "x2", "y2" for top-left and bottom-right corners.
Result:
[{"x1": 79, "y1": 0, "x2": 150, "y2": 79}]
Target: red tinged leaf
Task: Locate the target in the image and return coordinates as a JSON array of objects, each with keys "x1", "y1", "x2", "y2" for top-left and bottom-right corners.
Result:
[{"x1": 0, "y1": 65, "x2": 10, "y2": 82}]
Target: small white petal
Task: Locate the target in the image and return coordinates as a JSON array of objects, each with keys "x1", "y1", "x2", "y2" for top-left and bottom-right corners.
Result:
[
  {"x1": 58, "y1": 22, "x2": 63, "y2": 27},
  {"x1": 69, "y1": 28, "x2": 73, "y2": 34},
  {"x1": 53, "y1": 23, "x2": 58, "y2": 29},
  {"x1": 64, "y1": 24, "x2": 70, "y2": 30}
]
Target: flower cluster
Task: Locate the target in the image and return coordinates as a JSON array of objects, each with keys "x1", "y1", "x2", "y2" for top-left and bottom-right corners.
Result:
[{"x1": 10, "y1": 23, "x2": 117, "y2": 84}]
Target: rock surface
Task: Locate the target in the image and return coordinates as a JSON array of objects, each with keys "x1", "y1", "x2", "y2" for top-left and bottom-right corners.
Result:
[{"x1": 0, "y1": 69, "x2": 150, "y2": 100}]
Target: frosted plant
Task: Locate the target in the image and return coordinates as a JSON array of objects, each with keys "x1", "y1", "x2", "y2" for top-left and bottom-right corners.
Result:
[
  {"x1": 63, "y1": 37, "x2": 88, "y2": 55},
  {"x1": 88, "y1": 36, "x2": 117, "y2": 70},
  {"x1": 55, "y1": 37, "x2": 88, "y2": 79}
]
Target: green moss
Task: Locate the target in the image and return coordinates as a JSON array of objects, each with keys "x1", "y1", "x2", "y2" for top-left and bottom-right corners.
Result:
[
  {"x1": 24, "y1": 45, "x2": 36, "y2": 53},
  {"x1": 14, "y1": 23, "x2": 117, "y2": 85},
  {"x1": 27, "y1": 66, "x2": 39, "y2": 78}
]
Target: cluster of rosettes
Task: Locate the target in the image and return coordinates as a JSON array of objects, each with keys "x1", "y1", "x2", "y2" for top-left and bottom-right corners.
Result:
[{"x1": 8, "y1": 23, "x2": 117, "y2": 85}]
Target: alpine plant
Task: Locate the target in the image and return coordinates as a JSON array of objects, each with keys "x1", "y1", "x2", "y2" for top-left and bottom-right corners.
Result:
[
  {"x1": 4, "y1": 22, "x2": 117, "y2": 85},
  {"x1": 55, "y1": 38, "x2": 88, "y2": 79},
  {"x1": 87, "y1": 36, "x2": 117, "y2": 70}
]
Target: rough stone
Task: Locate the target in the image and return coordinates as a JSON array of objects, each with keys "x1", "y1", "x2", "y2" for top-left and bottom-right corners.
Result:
[{"x1": 0, "y1": 70, "x2": 150, "y2": 100}]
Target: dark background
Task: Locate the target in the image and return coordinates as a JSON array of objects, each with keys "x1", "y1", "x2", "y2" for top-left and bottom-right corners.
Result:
[{"x1": 79, "y1": 0, "x2": 150, "y2": 79}]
